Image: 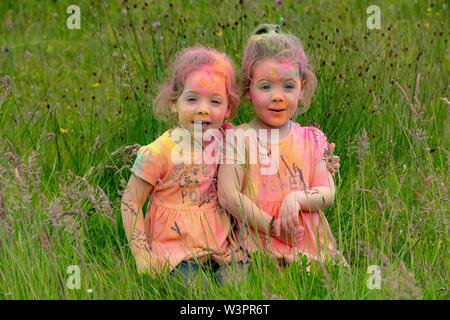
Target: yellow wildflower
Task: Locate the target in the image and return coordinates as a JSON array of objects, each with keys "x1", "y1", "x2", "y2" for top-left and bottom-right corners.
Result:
[
  {"x1": 59, "y1": 128, "x2": 69, "y2": 134},
  {"x1": 92, "y1": 82, "x2": 100, "y2": 88}
]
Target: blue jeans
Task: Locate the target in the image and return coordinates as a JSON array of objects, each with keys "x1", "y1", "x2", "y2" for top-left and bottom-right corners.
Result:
[{"x1": 171, "y1": 260, "x2": 224, "y2": 284}]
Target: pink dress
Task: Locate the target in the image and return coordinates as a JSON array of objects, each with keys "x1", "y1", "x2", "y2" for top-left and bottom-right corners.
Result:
[
  {"x1": 226, "y1": 122, "x2": 338, "y2": 262},
  {"x1": 131, "y1": 125, "x2": 240, "y2": 273}
]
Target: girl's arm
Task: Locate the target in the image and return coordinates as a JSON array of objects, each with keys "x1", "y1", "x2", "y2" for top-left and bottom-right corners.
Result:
[
  {"x1": 121, "y1": 174, "x2": 154, "y2": 263},
  {"x1": 283, "y1": 157, "x2": 335, "y2": 212},
  {"x1": 293, "y1": 158, "x2": 336, "y2": 210},
  {"x1": 218, "y1": 163, "x2": 274, "y2": 234},
  {"x1": 276, "y1": 159, "x2": 335, "y2": 236}
]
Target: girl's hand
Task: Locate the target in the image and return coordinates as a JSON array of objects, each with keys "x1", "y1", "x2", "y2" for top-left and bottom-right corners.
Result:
[
  {"x1": 324, "y1": 143, "x2": 340, "y2": 176},
  {"x1": 274, "y1": 192, "x2": 300, "y2": 237},
  {"x1": 131, "y1": 232, "x2": 153, "y2": 274},
  {"x1": 134, "y1": 249, "x2": 153, "y2": 274},
  {"x1": 272, "y1": 217, "x2": 304, "y2": 246}
]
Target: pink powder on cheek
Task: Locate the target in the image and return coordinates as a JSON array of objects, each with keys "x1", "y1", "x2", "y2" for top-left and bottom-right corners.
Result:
[{"x1": 248, "y1": 89, "x2": 265, "y2": 106}]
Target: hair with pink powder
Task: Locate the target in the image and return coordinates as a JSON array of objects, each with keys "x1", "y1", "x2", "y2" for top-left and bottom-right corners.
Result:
[
  {"x1": 154, "y1": 46, "x2": 240, "y2": 121},
  {"x1": 242, "y1": 24, "x2": 317, "y2": 111}
]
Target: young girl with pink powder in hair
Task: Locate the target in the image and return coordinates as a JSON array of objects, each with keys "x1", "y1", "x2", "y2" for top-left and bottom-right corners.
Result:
[
  {"x1": 218, "y1": 24, "x2": 345, "y2": 267},
  {"x1": 120, "y1": 46, "x2": 242, "y2": 280}
]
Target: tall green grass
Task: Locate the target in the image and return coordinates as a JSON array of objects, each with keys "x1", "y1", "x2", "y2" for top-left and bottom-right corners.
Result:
[{"x1": 0, "y1": 0, "x2": 448, "y2": 299}]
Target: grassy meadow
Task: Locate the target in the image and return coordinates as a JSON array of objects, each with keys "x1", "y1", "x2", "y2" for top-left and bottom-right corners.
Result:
[{"x1": 0, "y1": 0, "x2": 448, "y2": 299}]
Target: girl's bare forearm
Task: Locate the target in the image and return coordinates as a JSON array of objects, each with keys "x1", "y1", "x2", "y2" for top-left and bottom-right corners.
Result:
[
  {"x1": 121, "y1": 200, "x2": 149, "y2": 252},
  {"x1": 219, "y1": 190, "x2": 273, "y2": 233},
  {"x1": 295, "y1": 186, "x2": 335, "y2": 212},
  {"x1": 120, "y1": 174, "x2": 154, "y2": 255},
  {"x1": 218, "y1": 164, "x2": 273, "y2": 234}
]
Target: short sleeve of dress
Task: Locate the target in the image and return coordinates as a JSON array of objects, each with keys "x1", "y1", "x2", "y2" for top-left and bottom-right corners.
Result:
[
  {"x1": 307, "y1": 126, "x2": 333, "y2": 188},
  {"x1": 309, "y1": 126, "x2": 329, "y2": 165},
  {"x1": 131, "y1": 139, "x2": 168, "y2": 186}
]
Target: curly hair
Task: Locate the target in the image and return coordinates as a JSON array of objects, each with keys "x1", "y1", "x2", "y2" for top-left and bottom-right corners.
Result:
[{"x1": 154, "y1": 46, "x2": 240, "y2": 121}]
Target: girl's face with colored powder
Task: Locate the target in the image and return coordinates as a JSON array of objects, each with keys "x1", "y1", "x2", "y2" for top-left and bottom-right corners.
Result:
[
  {"x1": 247, "y1": 58, "x2": 305, "y2": 128},
  {"x1": 174, "y1": 68, "x2": 230, "y2": 132}
]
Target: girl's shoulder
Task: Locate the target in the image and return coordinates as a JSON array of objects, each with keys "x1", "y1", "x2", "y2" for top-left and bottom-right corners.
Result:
[
  {"x1": 292, "y1": 122, "x2": 327, "y2": 142},
  {"x1": 217, "y1": 122, "x2": 235, "y2": 137},
  {"x1": 228, "y1": 122, "x2": 250, "y2": 131},
  {"x1": 132, "y1": 130, "x2": 174, "y2": 185},
  {"x1": 221, "y1": 122, "x2": 234, "y2": 130},
  {"x1": 221, "y1": 122, "x2": 250, "y2": 139},
  {"x1": 292, "y1": 122, "x2": 328, "y2": 161},
  {"x1": 222, "y1": 122, "x2": 258, "y2": 134},
  {"x1": 136, "y1": 129, "x2": 175, "y2": 159}
]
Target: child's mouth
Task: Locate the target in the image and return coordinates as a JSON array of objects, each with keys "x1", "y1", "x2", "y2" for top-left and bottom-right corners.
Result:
[
  {"x1": 268, "y1": 108, "x2": 286, "y2": 113},
  {"x1": 192, "y1": 120, "x2": 212, "y2": 128}
]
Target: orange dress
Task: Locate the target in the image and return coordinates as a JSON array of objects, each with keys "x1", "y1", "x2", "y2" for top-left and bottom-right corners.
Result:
[
  {"x1": 131, "y1": 126, "x2": 239, "y2": 273},
  {"x1": 226, "y1": 122, "x2": 338, "y2": 262}
]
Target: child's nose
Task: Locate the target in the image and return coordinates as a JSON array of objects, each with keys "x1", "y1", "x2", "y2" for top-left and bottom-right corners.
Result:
[
  {"x1": 197, "y1": 110, "x2": 209, "y2": 116},
  {"x1": 271, "y1": 91, "x2": 284, "y2": 103},
  {"x1": 196, "y1": 103, "x2": 210, "y2": 115}
]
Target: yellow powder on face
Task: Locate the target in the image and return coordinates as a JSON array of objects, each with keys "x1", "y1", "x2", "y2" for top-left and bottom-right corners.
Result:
[{"x1": 269, "y1": 68, "x2": 279, "y2": 79}]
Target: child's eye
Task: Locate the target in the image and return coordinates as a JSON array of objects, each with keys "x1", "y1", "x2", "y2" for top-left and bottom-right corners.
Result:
[
  {"x1": 259, "y1": 83, "x2": 271, "y2": 90},
  {"x1": 284, "y1": 83, "x2": 296, "y2": 90},
  {"x1": 211, "y1": 99, "x2": 222, "y2": 105},
  {"x1": 186, "y1": 96, "x2": 197, "y2": 103}
]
